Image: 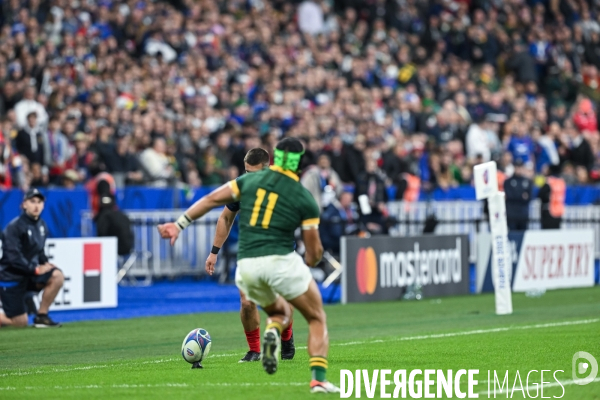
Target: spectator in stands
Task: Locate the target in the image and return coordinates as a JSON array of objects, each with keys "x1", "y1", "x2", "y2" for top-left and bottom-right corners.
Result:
[
  {"x1": 466, "y1": 115, "x2": 494, "y2": 162},
  {"x1": 320, "y1": 191, "x2": 359, "y2": 255},
  {"x1": 301, "y1": 154, "x2": 343, "y2": 210},
  {"x1": 499, "y1": 152, "x2": 515, "y2": 179},
  {"x1": 506, "y1": 121, "x2": 535, "y2": 167},
  {"x1": 505, "y1": 41, "x2": 538, "y2": 84},
  {"x1": 573, "y1": 98, "x2": 598, "y2": 136},
  {"x1": 383, "y1": 142, "x2": 410, "y2": 192},
  {"x1": 434, "y1": 151, "x2": 458, "y2": 190},
  {"x1": 325, "y1": 136, "x2": 350, "y2": 183},
  {"x1": 46, "y1": 116, "x2": 72, "y2": 185},
  {"x1": 484, "y1": 91, "x2": 510, "y2": 125},
  {"x1": 2, "y1": 0, "x2": 600, "y2": 195},
  {"x1": 1, "y1": 83, "x2": 20, "y2": 116},
  {"x1": 14, "y1": 86, "x2": 47, "y2": 130},
  {"x1": 231, "y1": 134, "x2": 261, "y2": 177},
  {"x1": 97, "y1": 128, "x2": 143, "y2": 188},
  {"x1": 68, "y1": 132, "x2": 95, "y2": 182},
  {"x1": 29, "y1": 162, "x2": 48, "y2": 188},
  {"x1": 199, "y1": 152, "x2": 225, "y2": 186},
  {"x1": 393, "y1": 101, "x2": 417, "y2": 135},
  {"x1": 14, "y1": 112, "x2": 48, "y2": 168},
  {"x1": 138, "y1": 137, "x2": 174, "y2": 187},
  {"x1": 355, "y1": 157, "x2": 388, "y2": 234},
  {"x1": 302, "y1": 137, "x2": 324, "y2": 169},
  {"x1": 213, "y1": 131, "x2": 233, "y2": 181},
  {"x1": 568, "y1": 123, "x2": 595, "y2": 173},
  {"x1": 533, "y1": 126, "x2": 560, "y2": 175},
  {"x1": 346, "y1": 135, "x2": 367, "y2": 185},
  {"x1": 561, "y1": 162, "x2": 578, "y2": 186},
  {"x1": 0, "y1": 129, "x2": 12, "y2": 189},
  {"x1": 576, "y1": 165, "x2": 590, "y2": 184},
  {"x1": 187, "y1": 168, "x2": 203, "y2": 188},
  {"x1": 62, "y1": 169, "x2": 79, "y2": 190}
]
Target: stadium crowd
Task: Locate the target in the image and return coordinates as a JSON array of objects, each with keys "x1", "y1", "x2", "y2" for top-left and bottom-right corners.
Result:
[{"x1": 1, "y1": 0, "x2": 600, "y2": 202}]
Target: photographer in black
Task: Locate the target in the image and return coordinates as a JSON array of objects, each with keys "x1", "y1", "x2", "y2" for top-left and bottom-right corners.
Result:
[
  {"x1": 95, "y1": 194, "x2": 134, "y2": 257},
  {"x1": 0, "y1": 188, "x2": 63, "y2": 327}
]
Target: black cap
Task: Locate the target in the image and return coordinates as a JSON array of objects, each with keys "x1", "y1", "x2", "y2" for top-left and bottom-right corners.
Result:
[{"x1": 24, "y1": 187, "x2": 45, "y2": 202}]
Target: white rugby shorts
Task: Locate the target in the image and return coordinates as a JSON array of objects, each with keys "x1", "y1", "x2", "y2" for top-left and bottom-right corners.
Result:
[{"x1": 235, "y1": 251, "x2": 313, "y2": 307}]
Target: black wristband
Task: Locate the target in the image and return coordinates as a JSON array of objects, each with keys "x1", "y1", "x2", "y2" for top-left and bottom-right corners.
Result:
[{"x1": 211, "y1": 245, "x2": 221, "y2": 255}]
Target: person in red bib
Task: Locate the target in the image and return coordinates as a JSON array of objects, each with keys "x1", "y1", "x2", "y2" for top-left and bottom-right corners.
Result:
[{"x1": 538, "y1": 167, "x2": 566, "y2": 229}]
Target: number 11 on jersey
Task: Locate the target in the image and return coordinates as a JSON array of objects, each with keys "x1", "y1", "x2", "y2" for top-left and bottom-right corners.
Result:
[{"x1": 249, "y1": 188, "x2": 279, "y2": 229}]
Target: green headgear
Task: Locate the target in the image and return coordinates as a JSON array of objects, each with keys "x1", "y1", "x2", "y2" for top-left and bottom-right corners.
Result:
[{"x1": 273, "y1": 148, "x2": 305, "y2": 172}]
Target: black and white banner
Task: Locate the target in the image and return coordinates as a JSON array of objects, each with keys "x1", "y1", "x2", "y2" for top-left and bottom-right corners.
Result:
[
  {"x1": 43, "y1": 237, "x2": 118, "y2": 310},
  {"x1": 341, "y1": 235, "x2": 470, "y2": 304}
]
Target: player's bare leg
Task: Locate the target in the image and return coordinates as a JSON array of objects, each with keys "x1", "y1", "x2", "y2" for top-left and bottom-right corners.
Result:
[
  {"x1": 289, "y1": 280, "x2": 339, "y2": 394},
  {"x1": 240, "y1": 291, "x2": 260, "y2": 331},
  {"x1": 239, "y1": 290, "x2": 262, "y2": 362},
  {"x1": 240, "y1": 290, "x2": 295, "y2": 362},
  {"x1": 288, "y1": 280, "x2": 327, "y2": 356},
  {"x1": 33, "y1": 269, "x2": 63, "y2": 328},
  {"x1": 38, "y1": 269, "x2": 64, "y2": 315},
  {"x1": 0, "y1": 312, "x2": 28, "y2": 327},
  {"x1": 261, "y1": 296, "x2": 292, "y2": 374}
]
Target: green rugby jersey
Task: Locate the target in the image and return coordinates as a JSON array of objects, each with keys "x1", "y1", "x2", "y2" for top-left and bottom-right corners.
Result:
[{"x1": 229, "y1": 166, "x2": 320, "y2": 260}]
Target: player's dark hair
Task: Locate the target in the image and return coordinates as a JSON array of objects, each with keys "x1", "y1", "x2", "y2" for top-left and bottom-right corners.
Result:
[
  {"x1": 275, "y1": 137, "x2": 304, "y2": 153},
  {"x1": 244, "y1": 148, "x2": 270, "y2": 166}
]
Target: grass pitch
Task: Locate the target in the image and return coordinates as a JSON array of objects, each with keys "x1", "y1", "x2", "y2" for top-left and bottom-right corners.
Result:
[{"x1": 0, "y1": 287, "x2": 598, "y2": 400}]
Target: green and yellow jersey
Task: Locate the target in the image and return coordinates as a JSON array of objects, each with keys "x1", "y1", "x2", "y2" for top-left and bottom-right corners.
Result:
[{"x1": 229, "y1": 166, "x2": 320, "y2": 260}]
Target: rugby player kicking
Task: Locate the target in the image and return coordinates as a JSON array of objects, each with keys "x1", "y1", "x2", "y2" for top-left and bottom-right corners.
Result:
[
  {"x1": 204, "y1": 147, "x2": 295, "y2": 363},
  {"x1": 158, "y1": 138, "x2": 339, "y2": 393}
]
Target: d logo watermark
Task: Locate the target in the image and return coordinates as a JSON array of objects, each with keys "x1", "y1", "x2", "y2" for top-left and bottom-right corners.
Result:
[{"x1": 572, "y1": 351, "x2": 598, "y2": 385}]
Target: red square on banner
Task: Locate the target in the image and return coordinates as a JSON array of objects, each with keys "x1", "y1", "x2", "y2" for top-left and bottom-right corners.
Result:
[{"x1": 83, "y1": 243, "x2": 102, "y2": 273}]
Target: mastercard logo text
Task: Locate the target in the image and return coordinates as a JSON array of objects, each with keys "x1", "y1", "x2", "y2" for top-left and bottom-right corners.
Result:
[{"x1": 356, "y1": 247, "x2": 377, "y2": 295}]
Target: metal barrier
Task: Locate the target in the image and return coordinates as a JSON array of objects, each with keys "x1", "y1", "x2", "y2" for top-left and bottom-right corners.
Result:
[
  {"x1": 387, "y1": 200, "x2": 600, "y2": 260},
  {"x1": 388, "y1": 201, "x2": 485, "y2": 263},
  {"x1": 82, "y1": 209, "x2": 223, "y2": 282},
  {"x1": 81, "y1": 201, "x2": 600, "y2": 280}
]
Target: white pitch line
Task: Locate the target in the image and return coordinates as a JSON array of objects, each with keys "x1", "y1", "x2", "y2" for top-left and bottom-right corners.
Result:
[
  {"x1": 1, "y1": 318, "x2": 597, "y2": 378},
  {"x1": 0, "y1": 355, "x2": 235, "y2": 378},
  {"x1": 141, "y1": 358, "x2": 177, "y2": 364},
  {"x1": 4, "y1": 378, "x2": 600, "y2": 393},
  {"x1": 0, "y1": 365, "x2": 111, "y2": 378},
  {"x1": 209, "y1": 352, "x2": 237, "y2": 358},
  {"x1": 295, "y1": 318, "x2": 600, "y2": 350},
  {"x1": 393, "y1": 318, "x2": 599, "y2": 343},
  {"x1": 477, "y1": 377, "x2": 600, "y2": 396},
  {"x1": 0, "y1": 382, "x2": 308, "y2": 391}
]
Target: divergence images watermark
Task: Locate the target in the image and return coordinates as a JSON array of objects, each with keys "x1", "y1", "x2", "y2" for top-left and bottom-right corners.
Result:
[{"x1": 339, "y1": 351, "x2": 598, "y2": 399}]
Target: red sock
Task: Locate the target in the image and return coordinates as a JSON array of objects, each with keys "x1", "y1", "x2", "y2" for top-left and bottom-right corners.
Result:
[
  {"x1": 281, "y1": 321, "x2": 293, "y2": 342},
  {"x1": 245, "y1": 328, "x2": 261, "y2": 353}
]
